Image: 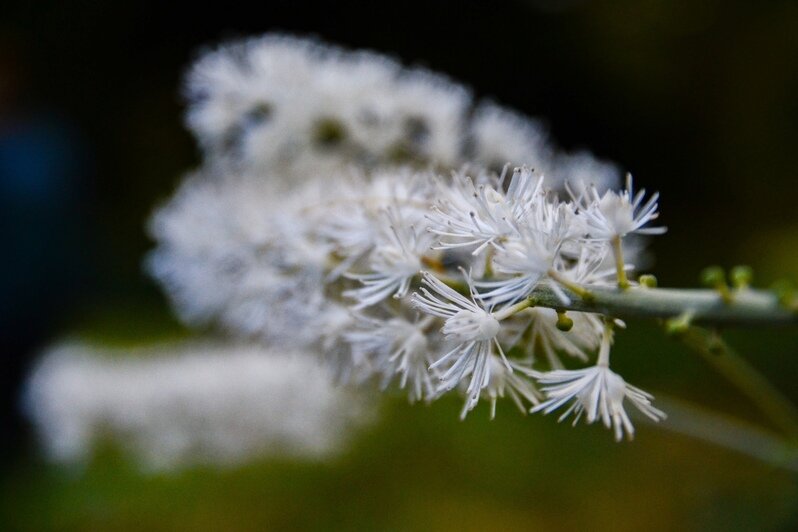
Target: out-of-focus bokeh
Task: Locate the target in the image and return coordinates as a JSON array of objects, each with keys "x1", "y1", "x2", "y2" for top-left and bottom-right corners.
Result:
[{"x1": 2, "y1": 1, "x2": 798, "y2": 530}]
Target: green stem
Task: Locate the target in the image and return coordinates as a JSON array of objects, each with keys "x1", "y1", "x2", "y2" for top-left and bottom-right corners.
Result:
[
  {"x1": 678, "y1": 326, "x2": 798, "y2": 441},
  {"x1": 493, "y1": 298, "x2": 535, "y2": 321},
  {"x1": 638, "y1": 393, "x2": 798, "y2": 472},
  {"x1": 524, "y1": 282, "x2": 797, "y2": 328},
  {"x1": 612, "y1": 235, "x2": 630, "y2": 290},
  {"x1": 547, "y1": 269, "x2": 594, "y2": 301}
]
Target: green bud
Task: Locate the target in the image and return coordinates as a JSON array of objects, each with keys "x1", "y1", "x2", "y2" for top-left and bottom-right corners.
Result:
[
  {"x1": 639, "y1": 274, "x2": 658, "y2": 288},
  {"x1": 665, "y1": 312, "x2": 693, "y2": 336},
  {"x1": 700, "y1": 266, "x2": 726, "y2": 288},
  {"x1": 730, "y1": 265, "x2": 753, "y2": 289},
  {"x1": 701, "y1": 266, "x2": 733, "y2": 303},
  {"x1": 555, "y1": 311, "x2": 574, "y2": 332}
]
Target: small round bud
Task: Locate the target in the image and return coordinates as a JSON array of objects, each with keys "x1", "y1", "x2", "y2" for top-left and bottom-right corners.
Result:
[
  {"x1": 730, "y1": 265, "x2": 753, "y2": 289},
  {"x1": 556, "y1": 311, "x2": 574, "y2": 332},
  {"x1": 700, "y1": 266, "x2": 726, "y2": 288},
  {"x1": 665, "y1": 312, "x2": 693, "y2": 336},
  {"x1": 701, "y1": 266, "x2": 733, "y2": 303},
  {"x1": 639, "y1": 274, "x2": 658, "y2": 288},
  {"x1": 665, "y1": 320, "x2": 688, "y2": 336}
]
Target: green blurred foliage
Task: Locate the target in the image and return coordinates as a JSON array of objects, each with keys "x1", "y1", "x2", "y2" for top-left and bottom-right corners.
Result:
[
  {"x1": 3, "y1": 394, "x2": 798, "y2": 531},
  {"x1": 4, "y1": 312, "x2": 798, "y2": 531}
]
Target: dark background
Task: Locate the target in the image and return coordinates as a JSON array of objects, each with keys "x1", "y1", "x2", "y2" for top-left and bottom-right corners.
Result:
[{"x1": 2, "y1": 1, "x2": 798, "y2": 529}]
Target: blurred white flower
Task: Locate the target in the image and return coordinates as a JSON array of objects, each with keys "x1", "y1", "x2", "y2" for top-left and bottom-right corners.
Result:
[
  {"x1": 344, "y1": 207, "x2": 436, "y2": 308},
  {"x1": 345, "y1": 314, "x2": 437, "y2": 402},
  {"x1": 470, "y1": 101, "x2": 621, "y2": 192},
  {"x1": 146, "y1": 171, "x2": 330, "y2": 347},
  {"x1": 317, "y1": 169, "x2": 435, "y2": 279},
  {"x1": 182, "y1": 32, "x2": 624, "y2": 199},
  {"x1": 548, "y1": 150, "x2": 622, "y2": 193},
  {"x1": 24, "y1": 341, "x2": 372, "y2": 470},
  {"x1": 185, "y1": 34, "x2": 471, "y2": 178},
  {"x1": 470, "y1": 102, "x2": 553, "y2": 174}
]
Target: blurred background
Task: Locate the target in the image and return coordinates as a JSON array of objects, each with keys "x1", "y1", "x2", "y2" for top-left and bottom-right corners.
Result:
[{"x1": 2, "y1": 0, "x2": 798, "y2": 530}]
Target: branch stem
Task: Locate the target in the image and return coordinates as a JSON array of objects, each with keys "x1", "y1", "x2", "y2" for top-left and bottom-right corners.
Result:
[
  {"x1": 612, "y1": 235, "x2": 630, "y2": 290},
  {"x1": 678, "y1": 327, "x2": 798, "y2": 440},
  {"x1": 493, "y1": 298, "x2": 535, "y2": 321},
  {"x1": 547, "y1": 269, "x2": 594, "y2": 301},
  {"x1": 637, "y1": 394, "x2": 798, "y2": 472},
  {"x1": 525, "y1": 282, "x2": 797, "y2": 327}
]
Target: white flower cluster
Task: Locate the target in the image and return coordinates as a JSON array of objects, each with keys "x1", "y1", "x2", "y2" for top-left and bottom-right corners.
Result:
[
  {"x1": 150, "y1": 160, "x2": 666, "y2": 438},
  {"x1": 184, "y1": 34, "x2": 620, "y2": 190},
  {"x1": 144, "y1": 34, "x2": 669, "y2": 441},
  {"x1": 24, "y1": 341, "x2": 371, "y2": 470}
]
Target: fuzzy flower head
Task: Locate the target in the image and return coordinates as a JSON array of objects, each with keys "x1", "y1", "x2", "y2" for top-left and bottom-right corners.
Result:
[
  {"x1": 480, "y1": 356, "x2": 541, "y2": 420},
  {"x1": 531, "y1": 365, "x2": 665, "y2": 441},
  {"x1": 146, "y1": 172, "x2": 330, "y2": 346},
  {"x1": 531, "y1": 325, "x2": 665, "y2": 440},
  {"x1": 140, "y1": 33, "x2": 680, "y2": 436},
  {"x1": 411, "y1": 271, "x2": 508, "y2": 415},
  {"x1": 477, "y1": 195, "x2": 584, "y2": 307},
  {"x1": 427, "y1": 167, "x2": 544, "y2": 256},
  {"x1": 344, "y1": 207, "x2": 435, "y2": 309},
  {"x1": 582, "y1": 174, "x2": 666, "y2": 239},
  {"x1": 345, "y1": 315, "x2": 436, "y2": 402},
  {"x1": 443, "y1": 305, "x2": 501, "y2": 343},
  {"x1": 499, "y1": 307, "x2": 602, "y2": 369},
  {"x1": 477, "y1": 249, "x2": 552, "y2": 308},
  {"x1": 470, "y1": 102, "x2": 553, "y2": 175},
  {"x1": 413, "y1": 271, "x2": 500, "y2": 343},
  {"x1": 184, "y1": 35, "x2": 471, "y2": 178},
  {"x1": 315, "y1": 169, "x2": 434, "y2": 279}
]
